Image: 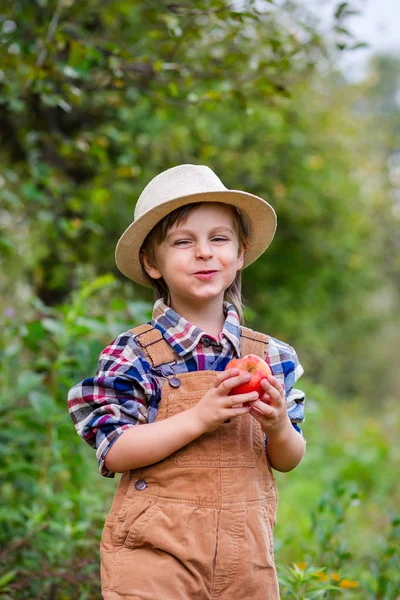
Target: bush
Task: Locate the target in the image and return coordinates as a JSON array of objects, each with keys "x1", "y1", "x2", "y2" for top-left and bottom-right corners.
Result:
[{"x1": 0, "y1": 277, "x2": 151, "y2": 598}]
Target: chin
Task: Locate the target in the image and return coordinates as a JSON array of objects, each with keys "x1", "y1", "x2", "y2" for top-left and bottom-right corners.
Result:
[{"x1": 188, "y1": 288, "x2": 223, "y2": 301}]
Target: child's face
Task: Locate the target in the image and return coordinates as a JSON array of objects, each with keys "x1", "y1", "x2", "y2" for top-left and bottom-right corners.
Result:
[{"x1": 142, "y1": 203, "x2": 245, "y2": 310}]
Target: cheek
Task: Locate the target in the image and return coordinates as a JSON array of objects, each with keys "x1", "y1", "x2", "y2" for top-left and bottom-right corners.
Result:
[
  {"x1": 162, "y1": 252, "x2": 189, "y2": 278},
  {"x1": 219, "y1": 255, "x2": 239, "y2": 273}
]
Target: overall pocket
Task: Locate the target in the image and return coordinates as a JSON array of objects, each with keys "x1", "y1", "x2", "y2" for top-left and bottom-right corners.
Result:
[
  {"x1": 114, "y1": 497, "x2": 159, "y2": 547},
  {"x1": 166, "y1": 390, "x2": 264, "y2": 468},
  {"x1": 110, "y1": 500, "x2": 161, "y2": 594},
  {"x1": 166, "y1": 389, "x2": 220, "y2": 467}
]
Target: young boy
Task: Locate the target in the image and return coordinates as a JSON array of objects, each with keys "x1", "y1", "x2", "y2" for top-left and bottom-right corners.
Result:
[{"x1": 68, "y1": 164, "x2": 305, "y2": 599}]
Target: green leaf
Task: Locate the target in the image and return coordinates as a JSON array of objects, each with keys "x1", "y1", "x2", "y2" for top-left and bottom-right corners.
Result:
[
  {"x1": 0, "y1": 238, "x2": 15, "y2": 255},
  {"x1": 42, "y1": 318, "x2": 65, "y2": 337},
  {"x1": 0, "y1": 570, "x2": 17, "y2": 589},
  {"x1": 334, "y1": 2, "x2": 349, "y2": 19},
  {"x1": 24, "y1": 321, "x2": 47, "y2": 349},
  {"x1": 17, "y1": 371, "x2": 43, "y2": 396},
  {"x1": 28, "y1": 390, "x2": 57, "y2": 416}
]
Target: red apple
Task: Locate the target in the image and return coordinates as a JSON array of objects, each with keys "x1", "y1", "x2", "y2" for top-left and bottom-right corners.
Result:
[{"x1": 225, "y1": 354, "x2": 271, "y2": 399}]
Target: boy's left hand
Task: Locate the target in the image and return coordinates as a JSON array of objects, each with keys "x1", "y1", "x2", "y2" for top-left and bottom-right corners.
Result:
[{"x1": 247, "y1": 375, "x2": 288, "y2": 435}]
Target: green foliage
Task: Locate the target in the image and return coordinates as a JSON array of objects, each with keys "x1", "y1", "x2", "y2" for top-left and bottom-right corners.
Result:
[
  {"x1": 370, "y1": 512, "x2": 400, "y2": 600},
  {"x1": 0, "y1": 0, "x2": 324, "y2": 304},
  {"x1": 0, "y1": 278, "x2": 151, "y2": 598},
  {"x1": 275, "y1": 381, "x2": 400, "y2": 599},
  {"x1": 278, "y1": 563, "x2": 341, "y2": 599}
]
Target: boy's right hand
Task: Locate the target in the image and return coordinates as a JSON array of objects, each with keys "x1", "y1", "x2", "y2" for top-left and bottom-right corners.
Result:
[{"x1": 191, "y1": 368, "x2": 259, "y2": 434}]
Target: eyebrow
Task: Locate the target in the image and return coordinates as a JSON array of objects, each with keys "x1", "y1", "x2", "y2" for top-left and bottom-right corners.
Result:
[{"x1": 167, "y1": 226, "x2": 234, "y2": 240}]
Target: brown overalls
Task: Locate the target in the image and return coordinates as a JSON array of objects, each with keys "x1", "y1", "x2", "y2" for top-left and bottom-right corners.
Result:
[{"x1": 100, "y1": 325, "x2": 280, "y2": 600}]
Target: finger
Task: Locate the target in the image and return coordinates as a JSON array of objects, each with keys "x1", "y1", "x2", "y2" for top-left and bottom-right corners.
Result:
[
  {"x1": 248, "y1": 406, "x2": 264, "y2": 420},
  {"x1": 259, "y1": 393, "x2": 272, "y2": 405},
  {"x1": 264, "y1": 375, "x2": 285, "y2": 394},
  {"x1": 228, "y1": 391, "x2": 259, "y2": 406},
  {"x1": 214, "y1": 368, "x2": 240, "y2": 388},
  {"x1": 230, "y1": 405, "x2": 252, "y2": 417},
  {"x1": 230, "y1": 401, "x2": 246, "y2": 409},
  {"x1": 217, "y1": 372, "x2": 252, "y2": 395},
  {"x1": 230, "y1": 398, "x2": 259, "y2": 409},
  {"x1": 259, "y1": 386, "x2": 275, "y2": 404},
  {"x1": 261, "y1": 377, "x2": 285, "y2": 403},
  {"x1": 250, "y1": 399, "x2": 274, "y2": 416}
]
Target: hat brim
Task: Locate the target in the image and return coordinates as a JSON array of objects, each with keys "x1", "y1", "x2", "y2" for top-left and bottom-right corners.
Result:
[{"x1": 115, "y1": 190, "x2": 277, "y2": 286}]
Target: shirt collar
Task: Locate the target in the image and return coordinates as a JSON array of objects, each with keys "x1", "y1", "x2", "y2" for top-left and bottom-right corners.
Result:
[{"x1": 151, "y1": 298, "x2": 241, "y2": 358}]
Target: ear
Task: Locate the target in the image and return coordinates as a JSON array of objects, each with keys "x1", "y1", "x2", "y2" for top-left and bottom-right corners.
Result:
[
  {"x1": 140, "y1": 250, "x2": 163, "y2": 280},
  {"x1": 236, "y1": 243, "x2": 247, "y2": 270}
]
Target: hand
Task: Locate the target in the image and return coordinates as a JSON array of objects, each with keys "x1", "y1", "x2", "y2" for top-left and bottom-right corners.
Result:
[
  {"x1": 191, "y1": 368, "x2": 259, "y2": 434},
  {"x1": 248, "y1": 375, "x2": 289, "y2": 435}
]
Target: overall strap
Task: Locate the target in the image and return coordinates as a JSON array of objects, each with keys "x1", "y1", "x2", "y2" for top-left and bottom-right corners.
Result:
[
  {"x1": 240, "y1": 326, "x2": 269, "y2": 360},
  {"x1": 129, "y1": 324, "x2": 176, "y2": 368}
]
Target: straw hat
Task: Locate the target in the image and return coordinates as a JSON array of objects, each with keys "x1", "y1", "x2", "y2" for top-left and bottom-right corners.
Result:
[{"x1": 115, "y1": 164, "x2": 277, "y2": 286}]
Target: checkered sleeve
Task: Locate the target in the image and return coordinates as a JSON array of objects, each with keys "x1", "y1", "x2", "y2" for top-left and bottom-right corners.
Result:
[
  {"x1": 267, "y1": 337, "x2": 305, "y2": 433},
  {"x1": 68, "y1": 331, "x2": 160, "y2": 477}
]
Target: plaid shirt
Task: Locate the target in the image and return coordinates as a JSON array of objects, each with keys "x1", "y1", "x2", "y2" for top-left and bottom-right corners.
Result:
[{"x1": 68, "y1": 299, "x2": 305, "y2": 477}]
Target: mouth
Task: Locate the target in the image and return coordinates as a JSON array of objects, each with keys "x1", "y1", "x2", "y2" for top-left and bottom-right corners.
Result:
[{"x1": 193, "y1": 270, "x2": 218, "y2": 280}]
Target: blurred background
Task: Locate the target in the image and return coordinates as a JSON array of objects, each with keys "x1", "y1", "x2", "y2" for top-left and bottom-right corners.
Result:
[{"x1": 0, "y1": 0, "x2": 399, "y2": 597}]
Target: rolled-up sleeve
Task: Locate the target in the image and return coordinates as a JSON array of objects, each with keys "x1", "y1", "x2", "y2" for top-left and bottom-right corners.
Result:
[
  {"x1": 267, "y1": 337, "x2": 305, "y2": 434},
  {"x1": 68, "y1": 332, "x2": 160, "y2": 477}
]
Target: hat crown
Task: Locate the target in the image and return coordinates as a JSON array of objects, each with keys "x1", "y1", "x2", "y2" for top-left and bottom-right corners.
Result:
[{"x1": 135, "y1": 164, "x2": 228, "y2": 219}]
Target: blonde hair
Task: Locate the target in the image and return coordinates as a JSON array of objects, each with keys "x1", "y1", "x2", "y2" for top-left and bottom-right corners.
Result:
[{"x1": 139, "y1": 202, "x2": 249, "y2": 323}]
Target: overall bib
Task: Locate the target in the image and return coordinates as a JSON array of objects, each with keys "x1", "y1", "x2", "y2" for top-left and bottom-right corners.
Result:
[{"x1": 100, "y1": 326, "x2": 280, "y2": 600}]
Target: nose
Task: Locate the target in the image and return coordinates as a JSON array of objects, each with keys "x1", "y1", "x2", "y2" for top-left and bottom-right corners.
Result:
[{"x1": 195, "y1": 240, "x2": 213, "y2": 260}]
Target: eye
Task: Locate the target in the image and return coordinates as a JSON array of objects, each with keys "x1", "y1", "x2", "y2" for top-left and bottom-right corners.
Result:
[
  {"x1": 211, "y1": 236, "x2": 229, "y2": 243},
  {"x1": 174, "y1": 239, "x2": 191, "y2": 246}
]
